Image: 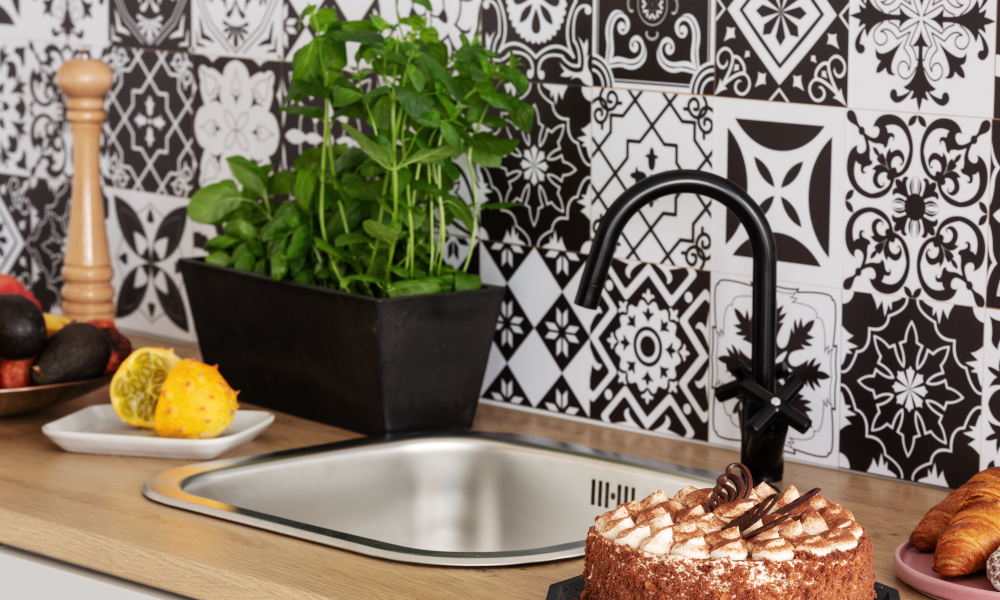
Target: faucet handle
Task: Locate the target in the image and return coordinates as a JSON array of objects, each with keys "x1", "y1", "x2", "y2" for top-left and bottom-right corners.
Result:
[
  {"x1": 739, "y1": 376, "x2": 812, "y2": 434},
  {"x1": 714, "y1": 357, "x2": 752, "y2": 402}
]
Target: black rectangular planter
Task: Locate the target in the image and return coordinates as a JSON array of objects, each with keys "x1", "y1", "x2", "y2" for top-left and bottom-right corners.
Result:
[{"x1": 179, "y1": 258, "x2": 504, "y2": 436}]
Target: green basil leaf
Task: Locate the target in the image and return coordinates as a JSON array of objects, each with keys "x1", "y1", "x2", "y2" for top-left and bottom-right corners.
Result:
[
  {"x1": 187, "y1": 180, "x2": 248, "y2": 225},
  {"x1": 505, "y1": 65, "x2": 529, "y2": 96},
  {"x1": 400, "y1": 145, "x2": 455, "y2": 167},
  {"x1": 454, "y1": 272, "x2": 481, "y2": 291},
  {"x1": 332, "y1": 86, "x2": 363, "y2": 108},
  {"x1": 415, "y1": 53, "x2": 463, "y2": 98},
  {"x1": 470, "y1": 149, "x2": 502, "y2": 168},
  {"x1": 470, "y1": 132, "x2": 519, "y2": 156},
  {"x1": 294, "y1": 169, "x2": 317, "y2": 214},
  {"x1": 286, "y1": 225, "x2": 313, "y2": 260},
  {"x1": 334, "y1": 231, "x2": 371, "y2": 246},
  {"x1": 387, "y1": 279, "x2": 440, "y2": 297},
  {"x1": 481, "y1": 202, "x2": 523, "y2": 210},
  {"x1": 443, "y1": 196, "x2": 474, "y2": 231},
  {"x1": 227, "y1": 156, "x2": 269, "y2": 200},
  {"x1": 204, "y1": 235, "x2": 240, "y2": 252},
  {"x1": 270, "y1": 170, "x2": 295, "y2": 195},
  {"x1": 309, "y1": 7, "x2": 340, "y2": 33},
  {"x1": 362, "y1": 219, "x2": 400, "y2": 244},
  {"x1": 406, "y1": 63, "x2": 426, "y2": 92},
  {"x1": 205, "y1": 251, "x2": 231, "y2": 267},
  {"x1": 510, "y1": 101, "x2": 535, "y2": 133},
  {"x1": 225, "y1": 218, "x2": 258, "y2": 243},
  {"x1": 342, "y1": 123, "x2": 395, "y2": 169},
  {"x1": 345, "y1": 274, "x2": 384, "y2": 285},
  {"x1": 370, "y1": 14, "x2": 390, "y2": 29},
  {"x1": 396, "y1": 88, "x2": 433, "y2": 119},
  {"x1": 270, "y1": 252, "x2": 289, "y2": 280},
  {"x1": 480, "y1": 91, "x2": 513, "y2": 111},
  {"x1": 411, "y1": 0, "x2": 432, "y2": 10},
  {"x1": 254, "y1": 258, "x2": 267, "y2": 275},
  {"x1": 233, "y1": 252, "x2": 256, "y2": 272},
  {"x1": 438, "y1": 121, "x2": 463, "y2": 149},
  {"x1": 326, "y1": 29, "x2": 383, "y2": 44}
]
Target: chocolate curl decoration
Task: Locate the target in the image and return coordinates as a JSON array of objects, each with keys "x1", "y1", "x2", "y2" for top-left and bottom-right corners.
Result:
[
  {"x1": 774, "y1": 488, "x2": 821, "y2": 516},
  {"x1": 729, "y1": 494, "x2": 777, "y2": 534},
  {"x1": 708, "y1": 463, "x2": 753, "y2": 509},
  {"x1": 743, "y1": 513, "x2": 794, "y2": 540}
]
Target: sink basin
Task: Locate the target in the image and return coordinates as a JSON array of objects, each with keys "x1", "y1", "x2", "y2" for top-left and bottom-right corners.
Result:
[{"x1": 143, "y1": 432, "x2": 716, "y2": 566}]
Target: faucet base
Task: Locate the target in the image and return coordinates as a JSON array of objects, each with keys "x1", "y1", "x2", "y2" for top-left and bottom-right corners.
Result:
[{"x1": 742, "y1": 427, "x2": 787, "y2": 483}]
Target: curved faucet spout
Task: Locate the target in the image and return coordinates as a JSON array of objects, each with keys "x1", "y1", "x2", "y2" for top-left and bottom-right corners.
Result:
[{"x1": 575, "y1": 170, "x2": 777, "y2": 393}]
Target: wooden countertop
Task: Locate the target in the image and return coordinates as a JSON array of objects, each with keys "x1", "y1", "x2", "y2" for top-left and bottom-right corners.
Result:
[{"x1": 0, "y1": 340, "x2": 943, "y2": 599}]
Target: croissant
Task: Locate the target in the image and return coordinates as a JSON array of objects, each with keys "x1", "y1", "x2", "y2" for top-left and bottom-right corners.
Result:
[
  {"x1": 934, "y1": 482, "x2": 1000, "y2": 576},
  {"x1": 910, "y1": 467, "x2": 1000, "y2": 552}
]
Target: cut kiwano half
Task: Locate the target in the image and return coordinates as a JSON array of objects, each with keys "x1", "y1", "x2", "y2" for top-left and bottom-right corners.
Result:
[{"x1": 110, "y1": 348, "x2": 182, "y2": 429}]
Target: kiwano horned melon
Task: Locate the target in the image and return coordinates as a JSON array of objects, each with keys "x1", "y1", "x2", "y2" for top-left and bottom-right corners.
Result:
[{"x1": 154, "y1": 359, "x2": 239, "y2": 439}]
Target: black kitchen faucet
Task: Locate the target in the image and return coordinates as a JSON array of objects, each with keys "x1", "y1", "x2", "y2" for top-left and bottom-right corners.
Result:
[{"x1": 574, "y1": 170, "x2": 811, "y2": 482}]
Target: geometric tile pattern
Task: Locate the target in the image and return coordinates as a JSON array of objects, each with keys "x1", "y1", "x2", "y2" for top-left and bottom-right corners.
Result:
[
  {"x1": 102, "y1": 47, "x2": 197, "y2": 198},
  {"x1": 983, "y1": 314, "x2": 1000, "y2": 469},
  {"x1": 840, "y1": 289, "x2": 983, "y2": 487},
  {"x1": 709, "y1": 275, "x2": 842, "y2": 467},
  {"x1": 110, "y1": 0, "x2": 190, "y2": 50},
  {"x1": 843, "y1": 110, "x2": 991, "y2": 307},
  {"x1": 984, "y1": 119, "x2": 1000, "y2": 308},
  {"x1": 591, "y1": 88, "x2": 713, "y2": 268},
  {"x1": 716, "y1": 0, "x2": 848, "y2": 104},
  {"x1": 191, "y1": 0, "x2": 283, "y2": 59}
]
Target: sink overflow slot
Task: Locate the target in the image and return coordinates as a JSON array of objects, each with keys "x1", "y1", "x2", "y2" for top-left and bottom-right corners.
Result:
[{"x1": 591, "y1": 480, "x2": 636, "y2": 508}]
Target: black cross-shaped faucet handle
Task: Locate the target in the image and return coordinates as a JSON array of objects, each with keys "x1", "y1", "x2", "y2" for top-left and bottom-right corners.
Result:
[{"x1": 713, "y1": 356, "x2": 811, "y2": 434}]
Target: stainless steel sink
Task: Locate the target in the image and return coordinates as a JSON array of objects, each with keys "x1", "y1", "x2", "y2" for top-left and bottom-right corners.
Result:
[{"x1": 143, "y1": 432, "x2": 716, "y2": 566}]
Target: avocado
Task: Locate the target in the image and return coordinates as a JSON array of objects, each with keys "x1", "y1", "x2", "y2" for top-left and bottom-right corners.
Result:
[
  {"x1": 0, "y1": 295, "x2": 46, "y2": 360},
  {"x1": 31, "y1": 323, "x2": 111, "y2": 385}
]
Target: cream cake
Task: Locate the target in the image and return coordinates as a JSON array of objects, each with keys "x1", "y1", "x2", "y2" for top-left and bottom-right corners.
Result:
[{"x1": 580, "y1": 463, "x2": 875, "y2": 600}]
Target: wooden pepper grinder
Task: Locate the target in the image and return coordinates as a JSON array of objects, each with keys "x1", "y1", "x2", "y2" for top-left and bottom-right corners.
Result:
[{"x1": 56, "y1": 51, "x2": 115, "y2": 321}]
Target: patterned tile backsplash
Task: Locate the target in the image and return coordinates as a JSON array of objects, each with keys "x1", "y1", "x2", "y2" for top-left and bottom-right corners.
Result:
[{"x1": 3, "y1": 0, "x2": 1000, "y2": 487}]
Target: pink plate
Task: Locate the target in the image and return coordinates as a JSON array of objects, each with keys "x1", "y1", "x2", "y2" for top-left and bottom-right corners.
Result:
[{"x1": 894, "y1": 542, "x2": 1000, "y2": 600}]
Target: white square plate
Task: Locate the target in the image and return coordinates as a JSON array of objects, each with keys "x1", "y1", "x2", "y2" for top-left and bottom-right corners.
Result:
[{"x1": 42, "y1": 405, "x2": 275, "y2": 460}]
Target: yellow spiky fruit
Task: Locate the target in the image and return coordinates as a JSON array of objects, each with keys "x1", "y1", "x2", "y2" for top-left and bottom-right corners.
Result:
[{"x1": 153, "y1": 359, "x2": 239, "y2": 439}]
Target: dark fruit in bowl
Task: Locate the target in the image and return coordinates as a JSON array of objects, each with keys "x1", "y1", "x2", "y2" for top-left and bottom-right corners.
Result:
[
  {"x1": 0, "y1": 275, "x2": 41, "y2": 310},
  {"x1": 31, "y1": 323, "x2": 111, "y2": 385},
  {"x1": 0, "y1": 295, "x2": 47, "y2": 360},
  {"x1": 88, "y1": 318, "x2": 133, "y2": 375},
  {"x1": 0, "y1": 358, "x2": 32, "y2": 389}
]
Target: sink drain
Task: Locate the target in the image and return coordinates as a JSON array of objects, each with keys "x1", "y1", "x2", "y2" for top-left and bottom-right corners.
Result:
[{"x1": 592, "y1": 479, "x2": 636, "y2": 508}]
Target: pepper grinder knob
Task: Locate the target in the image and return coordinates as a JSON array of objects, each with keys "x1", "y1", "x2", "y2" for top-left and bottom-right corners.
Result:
[{"x1": 56, "y1": 52, "x2": 115, "y2": 321}]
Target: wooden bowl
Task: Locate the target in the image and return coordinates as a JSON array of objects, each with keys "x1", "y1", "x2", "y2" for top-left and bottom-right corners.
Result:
[{"x1": 0, "y1": 375, "x2": 113, "y2": 417}]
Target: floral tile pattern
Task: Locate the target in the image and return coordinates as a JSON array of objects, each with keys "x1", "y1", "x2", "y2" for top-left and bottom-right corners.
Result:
[
  {"x1": 479, "y1": 242, "x2": 596, "y2": 415},
  {"x1": 479, "y1": 83, "x2": 591, "y2": 253},
  {"x1": 840, "y1": 289, "x2": 982, "y2": 487},
  {"x1": 989, "y1": 124, "x2": 1000, "y2": 309},
  {"x1": 843, "y1": 110, "x2": 991, "y2": 307},
  {"x1": 0, "y1": 43, "x2": 75, "y2": 181},
  {"x1": 192, "y1": 57, "x2": 281, "y2": 187},
  {"x1": 709, "y1": 275, "x2": 842, "y2": 467},
  {"x1": 102, "y1": 47, "x2": 197, "y2": 198},
  {"x1": 712, "y1": 97, "x2": 846, "y2": 288},
  {"x1": 847, "y1": 0, "x2": 996, "y2": 118},
  {"x1": 589, "y1": 260, "x2": 711, "y2": 439},
  {"x1": 105, "y1": 188, "x2": 215, "y2": 342},
  {"x1": 110, "y1": 0, "x2": 190, "y2": 49},
  {"x1": 592, "y1": 0, "x2": 714, "y2": 93},
  {"x1": 715, "y1": 0, "x2": 848, "y2": 104},
  {"x1": 591, "y1": 87, "x2": 713, "y2": 269},
  {"x1": 0, "y1": 174, "x2": 69, "y2": 312},
  {"x1": 482, "y1": 0, "x2": 593, "y2": 85},
  {"x1": 191, "y1": 0, "x2": 283, "y2": 59}
]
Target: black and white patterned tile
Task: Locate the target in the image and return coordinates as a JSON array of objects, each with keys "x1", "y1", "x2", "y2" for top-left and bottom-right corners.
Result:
[
  {"x1": 482, "y1": 0, "x2": 593, "y2": 85},
  {"x1": 0, "y1": 0, "x2": 22, "y2": 41},
  {"x1": 101, "y1": 46, "x2": 196, "y2": 198},
  {"x1": 848, "y1": 0, "x2": 996, "y2": 118},
  {"x1": 22, "y1": 0, "x2": 109, "y2": 45},
  {"x1": 844, "y1": 110, "x2": 991, "y2": 307},
  {"x1": 589, "y1": 259, "x2": 711, "y2": 439},
  {"x1": 712, "y1": 97, "x2": 846, "y2": 288},
  {"x1": 709, "y1": 275, "x2": 842, "y2": 467},
  {"x1": 105, "y1": 188, "x2": 215, "y2": 342},
  {"x1": 988, "y1": 121, "x2": 1000, "y2": 308},
  {"x1": 591, "y1": 0, "x2": 714, "y2": 93},
  {"x1": 840, "y1": 289, "x2": 983, "y2": 487},
  {"x1": 193, "y1": 56, "x2": 281, "y2": 187},
  {"x1": 110, "y1": 0, "x2": 189, "y2": 49},
  {"x1": 715, "y1": 0, "x2": 848, "y2": 104},
  {"x1": 479, "y1": 83, "x2": 591, "y2": 254},
  {"x1": 982, "y1": 313, "x2": 1000, "y2": 469},
  {"x1": 0, "y1": 175, "x2": 69, "y2": 312},
  {"x1": 191, "y1": 0, "x2": 283, "y2": 59},
  {"x1": 590, "y1": 87, "x2": 712, "y2": 269},
  {"x1": 0, "y1": 42, "x2": 75, "y2": 181},
  {"x1": 479, "y1": 242, "x2": 596, "y2": 415}
]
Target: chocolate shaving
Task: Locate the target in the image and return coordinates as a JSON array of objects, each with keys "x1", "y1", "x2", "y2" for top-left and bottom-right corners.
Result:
[
  {"x1": 774, "y1": 487, "x2": 821, "y2": 516},
  {"x1": 708, "y1": 463, "x2": 753, "y2": 509},
  {"x1": 743, "y1": 513, "x2": 794, "y2": 540},
  {"x1": 728, "y1": 494, "x2": 777, "y2": 534}
]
